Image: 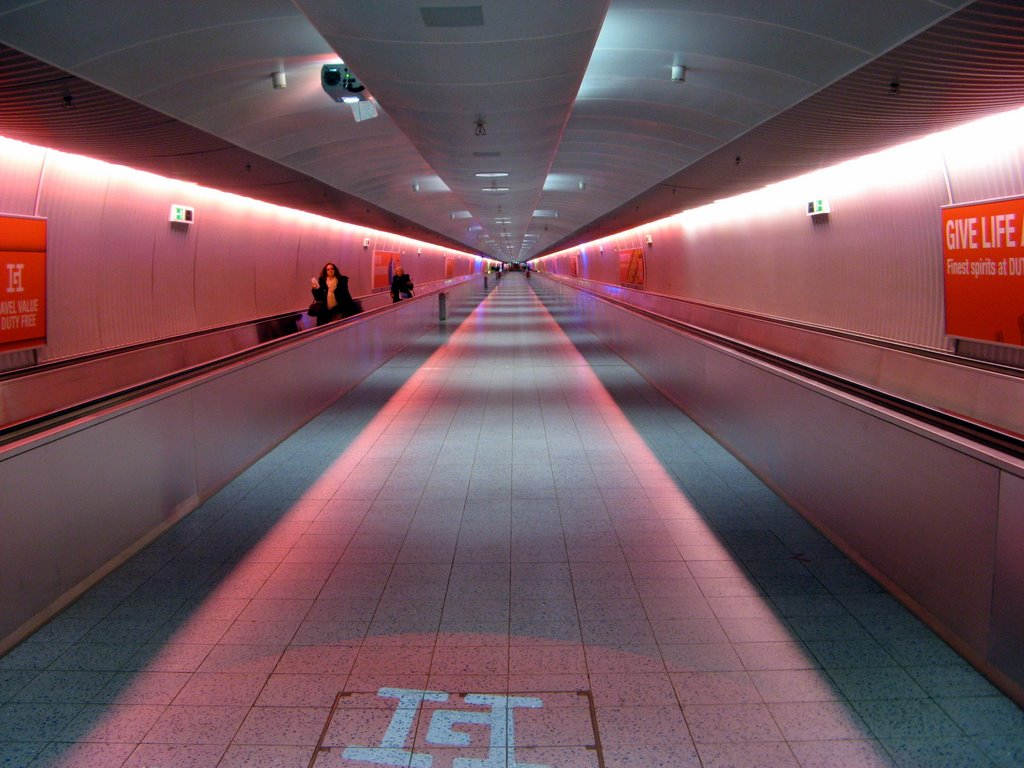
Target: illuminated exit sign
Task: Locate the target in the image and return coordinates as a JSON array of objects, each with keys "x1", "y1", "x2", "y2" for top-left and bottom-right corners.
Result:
[
  {"x1": 806, "y1": 199, "x2": 830, "y2": 216},
  {"x1": 169, "y1": 204, "x2": 194, "y2": 224}
]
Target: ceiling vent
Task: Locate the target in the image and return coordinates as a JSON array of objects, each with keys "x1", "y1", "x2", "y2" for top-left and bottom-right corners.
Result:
[{"x1": 420, "y1": 5, "x2": 484, "y2": 27}]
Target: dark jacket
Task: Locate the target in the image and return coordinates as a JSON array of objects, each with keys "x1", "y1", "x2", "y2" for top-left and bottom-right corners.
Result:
[
  {"x1": 390, "y1": 272, "x2": 414, "y2": 302},
  {"x1": 312, "y1": 275, "x2": 361, "y2": 324}
]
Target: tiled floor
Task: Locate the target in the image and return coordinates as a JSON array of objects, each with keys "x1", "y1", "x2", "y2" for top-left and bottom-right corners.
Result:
[{"x1": 2, "y1": 273, "x2": 1023, "y2": 767}]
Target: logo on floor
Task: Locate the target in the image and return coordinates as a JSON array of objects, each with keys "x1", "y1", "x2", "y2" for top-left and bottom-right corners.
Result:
[{"x1": 313, "y1": 687, "x2": 599, "y2": 767}]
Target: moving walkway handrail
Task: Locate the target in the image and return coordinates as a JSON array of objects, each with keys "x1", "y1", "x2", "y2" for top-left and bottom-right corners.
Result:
[
  {"x1": 0, "y1": 276, "x2": 476, "y2": 446},
  {"x1": 0, "y1": 306, "x2": 372, "y2": 445},
  {"x1": 560, "y1": 275, "x2": 1024, "y2": 380},
  {"x1": 553, "y1": 278, "x2": 1024, "y2": 462}
]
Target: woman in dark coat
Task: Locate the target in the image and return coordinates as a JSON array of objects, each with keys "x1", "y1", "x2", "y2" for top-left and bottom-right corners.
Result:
[{"x1": 310, "y1": 262, "x2": 361, "y2": 325}]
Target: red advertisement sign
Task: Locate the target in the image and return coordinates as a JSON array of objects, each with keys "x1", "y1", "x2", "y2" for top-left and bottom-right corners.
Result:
[
  {"x1": 618, "y1": 247, "x2": 645, "y2": 287},
  {"x1": 372, "y1": 250, "x2": 401, "y2": 292},
  {"x1": 942, "y1": 197, "x2": 1024, "y2": 346},
  {"x1": 0, "y1": 215, "x2": 47, "y2": 353}
]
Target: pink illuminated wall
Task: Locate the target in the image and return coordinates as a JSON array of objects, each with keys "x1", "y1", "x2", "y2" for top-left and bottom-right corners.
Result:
[
  {"x1": 538, "y1": 107, "x2": 1024, "y2": 366},
  {"x1": 0, "y1": 137, "x2": 481, "y2": 364}
]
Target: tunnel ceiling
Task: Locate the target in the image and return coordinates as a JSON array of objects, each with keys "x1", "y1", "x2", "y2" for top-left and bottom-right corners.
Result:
[{"x1": 0, "y1": 1, "x2": 1022, "y2": 261}]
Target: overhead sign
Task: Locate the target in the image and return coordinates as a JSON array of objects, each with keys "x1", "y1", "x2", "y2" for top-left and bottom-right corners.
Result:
[
  {"x1": 0, "y1": 215, "x2": 47, "y2": 353},
  {"x1": 942, "y1": 196, "x2": 1024, "y2": 346}
]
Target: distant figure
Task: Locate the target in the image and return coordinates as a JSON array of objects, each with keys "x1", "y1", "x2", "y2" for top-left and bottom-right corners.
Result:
[
  {"x1": 390, "y1": 266, "x2": 414, "y2": 302},
  {"x1": 310, "y1": 262, "x2": 361, "y2": 325}
]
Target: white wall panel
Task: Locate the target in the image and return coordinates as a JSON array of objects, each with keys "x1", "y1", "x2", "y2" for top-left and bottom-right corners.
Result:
[
  {"x1": 0, "y1": 141, "x2": 45, "y2": 215},
  {"x1": 0, "y1": 138, "x2": 481, "y2": 370},
  {"x1": 93, "y1": 170, "x2": 167, "y2": 349},
  {"x1": 193, "y1": 195, "x2": 262, "y2": 328},
  {"x1": 34, "y1": 158, "x2": 110, "y2": 361},
  {"x1": 943, "y1": 127, "x2": 1024, "y2": 206},
  {"x1": 152, "y1": 198, "x2": 200, "y2": 338},
  {"x1": 253, "y1": 208, "x2": 304, "y2": 316},
  {"x1": 672, "y1": 164, "x2": 952, "y2": 349},
  {"x1": 547, "y1": 112, "x2": 1024, "y2": 362}
]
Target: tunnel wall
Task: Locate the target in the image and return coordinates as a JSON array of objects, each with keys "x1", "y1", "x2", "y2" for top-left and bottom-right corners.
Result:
[
  {"x1": 537, "y1": 108, "x2": 1024, "y2": 370},
  {"x1": 0, "y1": 136, "x2": 481, "y2": 368}
]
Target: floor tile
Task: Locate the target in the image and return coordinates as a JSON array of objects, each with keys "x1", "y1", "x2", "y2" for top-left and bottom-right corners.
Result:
[{"x1": 2, "y1": 275, "x2": 1020, "y2": 768}]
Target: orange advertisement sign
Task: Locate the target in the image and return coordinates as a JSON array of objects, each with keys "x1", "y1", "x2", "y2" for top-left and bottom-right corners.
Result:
[
  {"x1": 372, "y1": 250, "x2": 400, "y2": 292},
  {"x1": 618, "y1": 247, "x2": 645, "y2": 287},
  {"x1": 942, "y1": 197, "x2": 1024, "y2": 346},
  {"x1": 1, "y1": 215, "x2": 46, "y2": 353}
]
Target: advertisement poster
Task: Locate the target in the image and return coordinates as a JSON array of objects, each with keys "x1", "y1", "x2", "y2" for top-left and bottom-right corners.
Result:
[
  {"x1": 618, "y1": 247, "x2": 645, "y2": 288},
  {"x1": 445, "y1": 255, "x2": 455, "y2": 278},
  {"x1": 942, "y1": 196, "x2": 1024, "y2": 346},
  {"x1": 0, "y1": 215, "x2": 46, "y2": 353},
  {"x1": 372, "y1": 250, "x2": 401, "y2": 292},
  {"x1": 569, "y1": 253, "x2": 579, "y2": 277}
]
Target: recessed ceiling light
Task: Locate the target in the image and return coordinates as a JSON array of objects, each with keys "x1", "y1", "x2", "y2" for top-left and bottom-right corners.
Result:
[
  {"x1": 475, "y1": 172, "x2": 509, "y2": 178},
  {"x1": 481, "y1": 186, "x2": 510, "y2": 192}
]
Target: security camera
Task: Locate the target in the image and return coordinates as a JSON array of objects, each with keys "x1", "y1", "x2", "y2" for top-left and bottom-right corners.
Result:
[{"x1": 321, "y1": 64, "x2": 366, "y2": 103}]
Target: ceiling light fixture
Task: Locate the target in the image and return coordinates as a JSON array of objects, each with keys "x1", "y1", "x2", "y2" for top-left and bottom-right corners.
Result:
[
  {"x1": 671, "y1": 64, "x2": 686, "y2": 82},
  {"x1": 475, "y1": 172, "x2": 509, "y2": 178},
  {"x1": 271, "y1": 70, "x2": 286, "y2": 89}
]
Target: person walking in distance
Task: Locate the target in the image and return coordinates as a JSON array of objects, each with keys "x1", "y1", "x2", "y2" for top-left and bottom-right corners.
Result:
[{"x1": 390, "y1": 266, "x2": 414, "y2": 302}]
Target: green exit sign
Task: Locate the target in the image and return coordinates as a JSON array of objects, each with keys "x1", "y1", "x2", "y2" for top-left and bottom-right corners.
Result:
[
  {"x1": 169, "y1": 204, "x2": 194, "y2": 223},
  {"x1": 806, "y1": 199, "x2": 830, "y2": 216}
]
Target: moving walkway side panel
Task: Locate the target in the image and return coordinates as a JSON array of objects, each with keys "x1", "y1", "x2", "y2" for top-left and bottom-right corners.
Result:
[
  {"x1": 552, "y1": 276, "x2": 1024, "y2": 439},
  {"x1": 188, "y1": 311, "x2": 389, "y2": 495},
  {"x1": 991, "y1": 472, "x2": 1024, "y2": 685},
  {"x1": 535, "y1": 276, "x2": 1024, "y2": 704},
  {"x1": 0, "y1": 277, "x2": 482, "y2": 654},
  {"x1": 0, "y1": 393, "x2": 201, "y2": 646}
]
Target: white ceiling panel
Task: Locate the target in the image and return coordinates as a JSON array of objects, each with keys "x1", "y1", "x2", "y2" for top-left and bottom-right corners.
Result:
[{"x1": 1, "y1": 0, "x2": 1013, "y2": 261}]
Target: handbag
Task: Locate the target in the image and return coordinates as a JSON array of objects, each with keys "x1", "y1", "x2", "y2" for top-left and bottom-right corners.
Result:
[{"x1": 308, "y1": 300, "x2": 326, "y2": 317}]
